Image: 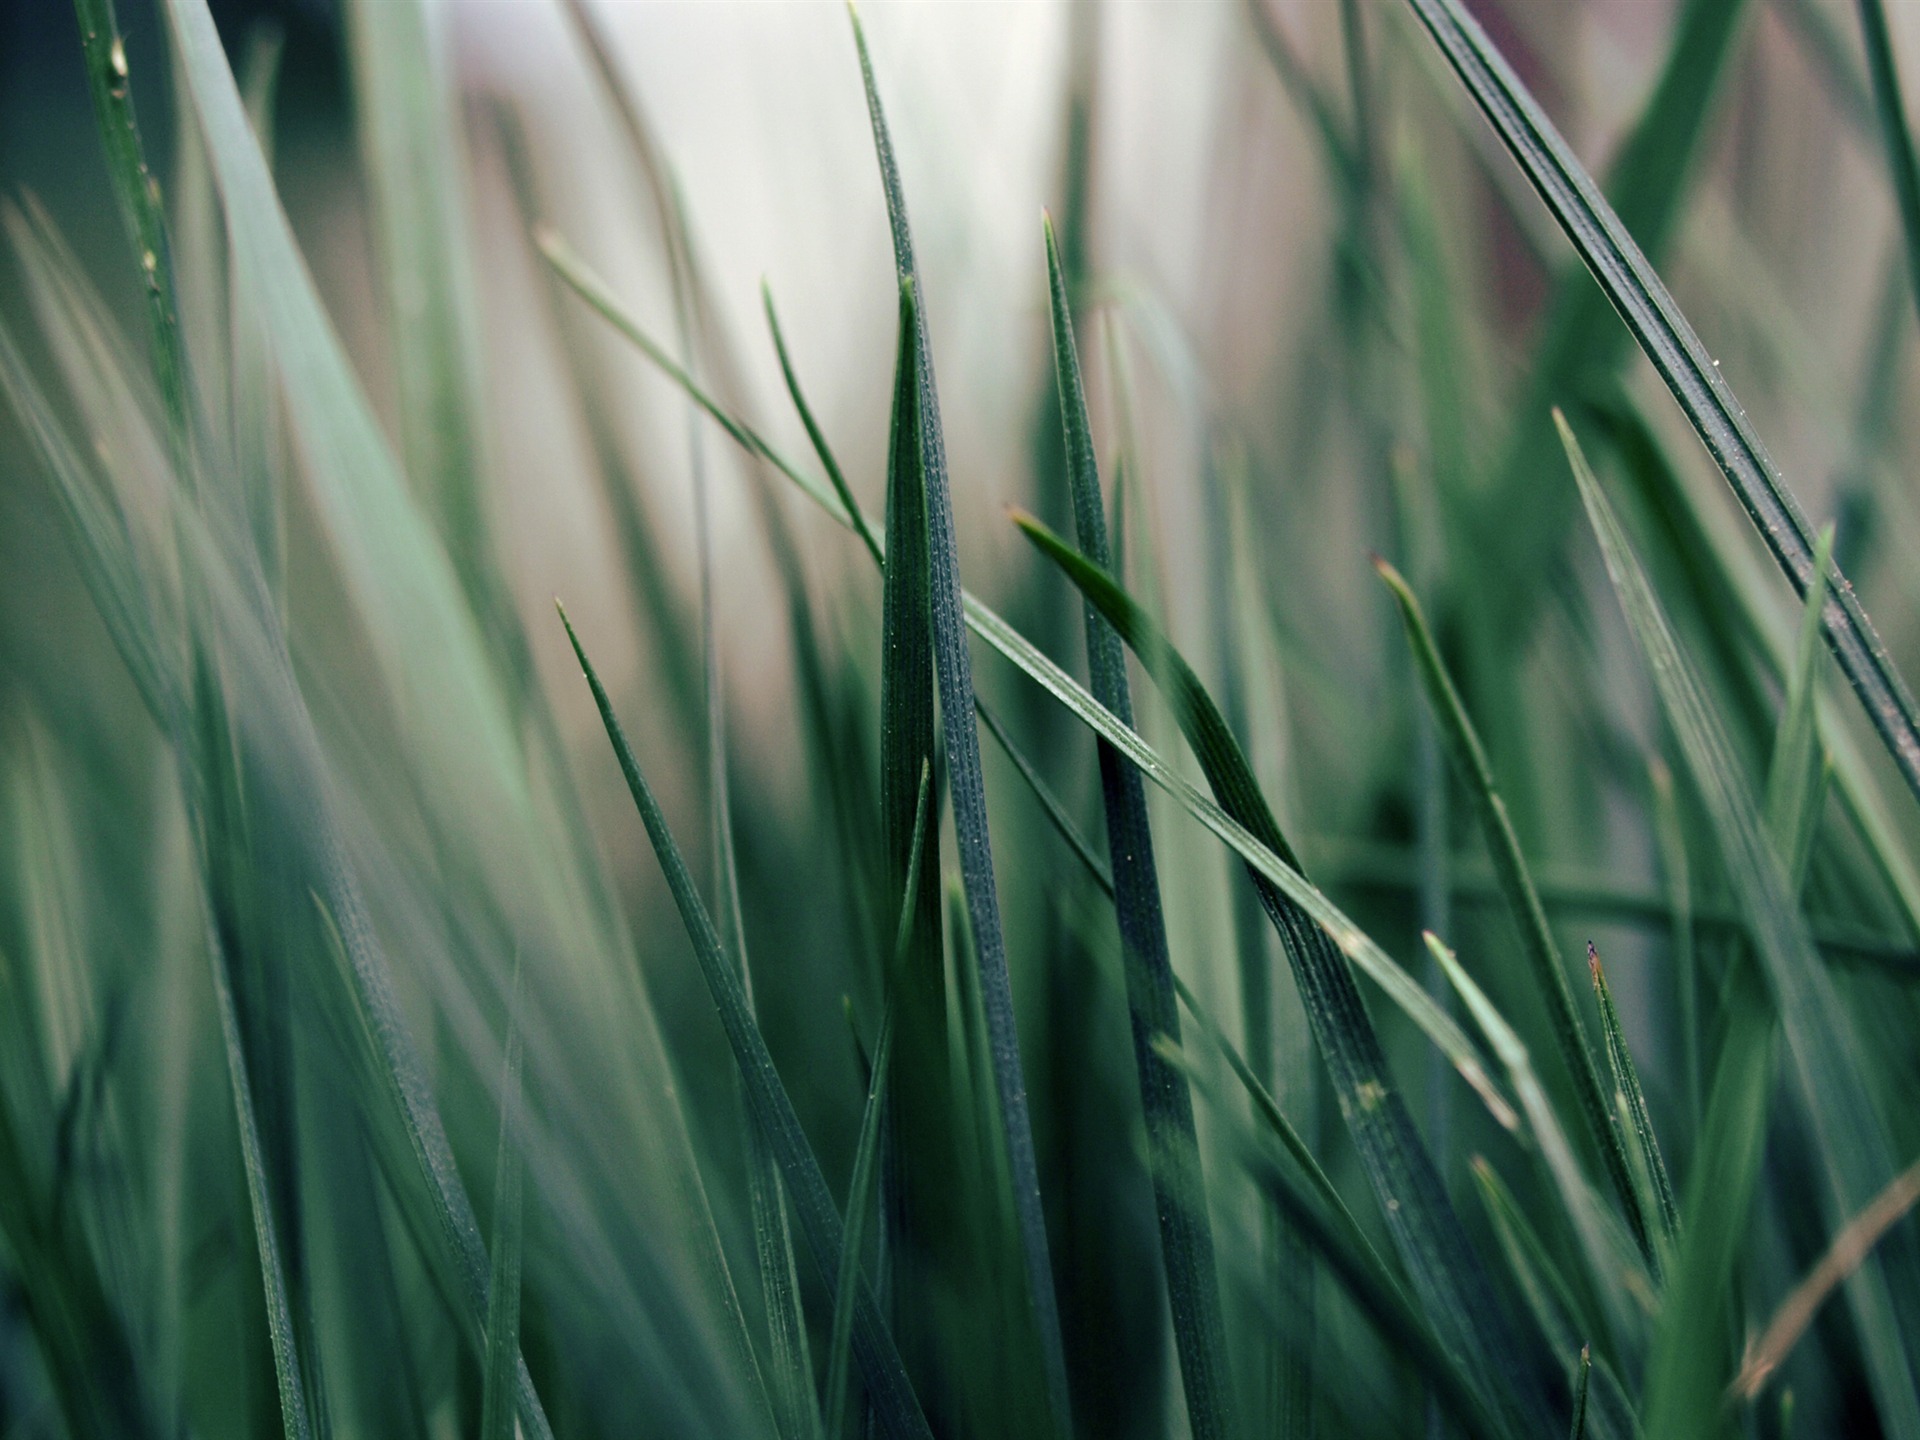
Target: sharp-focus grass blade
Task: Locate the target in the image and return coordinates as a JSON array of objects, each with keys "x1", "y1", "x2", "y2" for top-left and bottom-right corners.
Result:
[
  {"x1": 1570, "y1": 1345, "x2": 1591, "y2": 1440},
  {"x1": 826, "y1": 765, "x2": 930, "y2": 1440},
  {"x1": 763, "y1": 283, "x2": 883, "y2": 569},
  {"x1": 1586, "y1": 944, "x2": 1679, "y2": 1254},
  {"x1": 558, "y1": 607, "x2": 933, "y2": 1440},
  {"x1": 1010, "y1": 511, "x2": 1550, "y2": 1435},
  {"x1": 1562, "y1": 412, "x2": 1920, "y2": 1439},
  {"x1": 1042, "y1": 214, "x2": 1232, "y2": 1440},
  {"x1": 1854, "y1": 0, "x2": 1920, "y2": 328},
  {"x1": 846, "y1": 18, "x2": 1073, "y2": 1429},
  {"x1": 70, "y1": 0, "x2": 194, "y2": 479},
  {"x1": 1376, "y1": 556, "x2": 1645, "y2": 1252},
  {"x1": 480, "y1": 970, "x2": 525, "y2": 1440},
  {"x1": 1403, "y1": 0, "x2": 1920, "y2": 820}
]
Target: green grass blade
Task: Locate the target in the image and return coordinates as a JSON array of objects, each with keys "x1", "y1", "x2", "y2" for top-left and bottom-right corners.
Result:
[
  {"x1": 1425, "y1": 934, "x2": 1644, "y2": 1347},
  {"x1": 762, "y1": 283, "x2": 883, "y2": 570},
  {"x1": 1403, "y1": 0, "x2": 1920, "y2": 817},
  {"x1": 1561, "y1": 412, "x2": 1920, "y2": 1439},
  {"x1": 1569, "y1": 1345, "x2": 1591, "y2": 1440},
  {"x1": 1460, "y1": 0, "x2": 1747, "y2": 622},
  {"x1": 1642, "y1": 967, "x2": 1775, "y2": 1440},
  {"x1": 1376, "y1": 557, "x2": 1645, "y2": 1253},
  {"x1": 203, "y1": 910, "x2": 316, "y2": 1440},
  {"x1": 1587, "y1": 944, "x2": 1679, "y2": 1252},
  {"x1": 231, "y1": 26, "x2": 286, "y2": 608},
  {"x1": 1648, "y1": 757, "x2": 1700, "y2": 1134},
  {"x1": 1174, "y1": 1042, "x2": 1505, "y2": 1440},
  {"x1": 826, "y1": 764, "x2": 930, "y2": 1440},
  {"x1": 1042, "y1": 213, "x2": 1232, "y2": 1440},
  {"x1": 479, "y1": 969, "x2": 525, "y2": 1440},
  {"x1": 848, "y1": 14, "x2": 1072, "y2": 1428},
  {"x1": 70, "y1": 0, "x2": 194, "y2": 482},
  {"x1": 1470, "y1": 1157, "x2": 1601, "y2": 1368},
  {"x1": 342, "y1": 0, "x2": 491, "y2": 572},
  {"x1": 1765, "y1": 523, "x2": 1837, "y2": 891},
  {"x1": 558, "y1": 606, "x2": 934, "y2": 1440},
  {"x1": 1010, "y1": 512, "x2": 1549, "y2": 1435},
  {"x1": 1854, "y1": 0, "x2": 1920, "y2": 328}
]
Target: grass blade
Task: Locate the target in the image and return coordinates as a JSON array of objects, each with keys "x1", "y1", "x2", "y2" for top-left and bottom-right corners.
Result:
[
  {"x1": 1731, "y1": 1153, "x2": 1920, "y2": 1404},
  {"x1": 70, "y1": 0, "x2": 194, "y2": 480},
  {"x1": 848, "y1": 14, "x2": 1072, "y2": 1428},
  {"x1": 1569, "y1": 1345, "x2": 1591, "y2": 1440},
  {"x1": 558, "y1": 605, "x2": 934, "y2": 1440},
  {"x1": 1766, "y1": 523, "x2": 1837, "y2": 891},
  {"x1": 1402, "y1": 0, "x2": 1920, "y2": 818},
  {"x1": 1561, "y1": 411, "x2": 1920, "y2": 1438},
  {"x1": 1042, "y1": 213, "x2": 1232, "y2": 1440},
  {"x1": 1425, "y1": 933, "x2": 1644, "y2": 1347},
  {"x1": 1587, "y1": 944, "x2": 1679, "y2": 1253},
  {"x1": 479, "y1": 969, "x2": 526, "y2": 1440},
  {"x1": 1854, "y1": 0, "x2": 1920, "y2": 329},
  {"x1": 1376, "y1": 557, "x2": 1645, "y2": 1253},
  {"x1": 826, "y1": 765, "x2": 931, "y2": 1440},
  {"x1": 1011, "y1": 511, "x2": 1550, "y2": 1435}
]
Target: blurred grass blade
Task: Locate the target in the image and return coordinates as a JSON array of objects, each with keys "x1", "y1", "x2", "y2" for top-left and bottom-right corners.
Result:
[
  {"x1": 1766, "y1": 523, "x2": 1836, "y2": 891},
  {"x1": 1376, "y1": 556, "x2": 1644, "y2": 1252},
  {"x1": 1471, "y1": 1157, "x2": 1601, "y2": 1368},
  {"x1": 1731, "y1": 1153, "x2": 1920, "y2": 1404},
  {"x1": 848, "y1": 14, "x2": 1072, "y2": 1428},
  {"x1": 1854, "y1": 0, "x2": 1920, "y2": 327},
  {"x1": 1459, "y1": 0, "x2": 1747, "y2": 615},
  {"x1": 1561, "y1": 412, "x2": 1920, "y2": 1438},
  {"x1": 1643, "y1": 968, "x2": 1775, "y2": 1439},
  {"x1": 1586, "y1": 944, "x2": 1678, "y2": 1253},
  {"x1": 826, "y1": 764, "x2": 930, "y2": 1440},
  {"x1": 558, "y1": 605, "x2": 933, "y2": 1440},
  {"x1": 1425, "y1": 933, "x2": 1643, "y2": 1344},
  {"x1": 1010, "y1": 510, "x2": 1548, "y2": 1434},
  {"x1": 480, "y1": 969, "x2": 526, "y2": 1440},
  {"x1": 1170, "y1": 979, "x2": 1389, "y2": 1288},
  {"x1": 1404, "y1": 0, "x2": 1920, "y2": 818},
  {"x1": 342, "y1": 0, "x2": 491, "y2": 574},
  {"x1": 1171, "y1": 1039, "x2": 1505, "y2": 1440},
  {"x1": 204, "y1": 916, "x2": 316, "y2": 1440},
  {"x1": 231, "y1": 26, "x2": 286, "y2": 607},
  {"x1": 1043, "y1": 213, "x2": 1232, "y2": 1440},
  {"x1": 1648, "y1": 758, "x2": 1700, "y2": 1133}
]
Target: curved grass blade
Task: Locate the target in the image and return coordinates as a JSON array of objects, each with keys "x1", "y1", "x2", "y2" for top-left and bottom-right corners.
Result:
[
  {"x1": 1042, "y1": 213, "x2": 1232, "y2": 1440},
  {"x1": 558, "y1": 606, "x2": 934, "y2": 1440},
  {"x1": 1376, "y1": 557, "x2": 1644, "y2": 1253},
  {"x1": 1731, "y1": 1152, "x2": 1920, "y2": 1405},
  {"x1": 1854, "y1": 0, "x2": 1920, "y2": 329},
  {"x1": 1400, "y1": 0, "x2": 1920, "y2": 817},
  {"x1": 1586, "y1": 944, "x2": 1678, "y2": 1252},
  {"x1": 1562, "y1": 413, "x2": 1920, "y2": 1439},
  {"x1": 826, "y1": 764, "x2": 930, "y2": 1440},
  {"x1": 848, "y1": 13, "x2": 1072, "y2": 1428},
  {"x1": 479, "y1": 968, "x2": 526, "y2": 1440},
  {"x1": 1011, "y1": 512, "x2": 1550, "y2": 1435}
]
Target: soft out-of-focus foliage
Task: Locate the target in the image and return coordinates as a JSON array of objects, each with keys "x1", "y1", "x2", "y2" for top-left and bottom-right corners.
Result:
[{"x1": 4, "y1": 0, "x2": 1920, "y2": 1436}]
